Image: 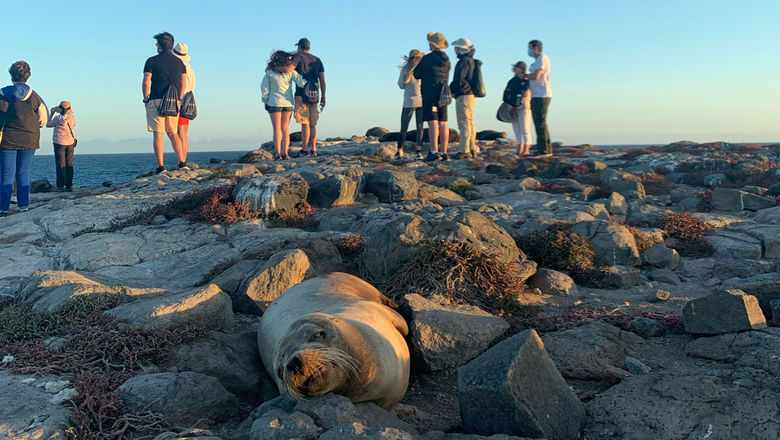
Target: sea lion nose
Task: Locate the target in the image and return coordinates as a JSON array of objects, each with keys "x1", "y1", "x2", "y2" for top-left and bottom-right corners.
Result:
[{"x1": 286, "y1": 356, "x2": 303, "y2": 373}]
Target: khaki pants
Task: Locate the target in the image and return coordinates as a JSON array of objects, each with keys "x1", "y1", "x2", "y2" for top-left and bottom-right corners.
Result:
[{"x1": 456, "y1": 94, "x2": 478, "y2": 155}]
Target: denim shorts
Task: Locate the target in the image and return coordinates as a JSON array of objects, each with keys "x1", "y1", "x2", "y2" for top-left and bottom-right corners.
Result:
[{"x1": 265, "y1": 105, "x2": 293, "y2": 113}]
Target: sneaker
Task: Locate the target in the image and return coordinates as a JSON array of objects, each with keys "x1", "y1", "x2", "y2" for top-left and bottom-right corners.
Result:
[
  {"x1": 442, "y1": 153, "x2": 451, "y2": 162},
  {"x1": 0, "y1": 212, "x2": 7, "y2": 218},
  {"x1": 298, "y1": 150, "x2": 309, "y2": 157},
  {"x1": 66, "y1": 187, "x2": 73, "y2": 192},
  {"x1": 415, "y1": 151, "x2": 424, "y2": 160},
  {"x1": 156, "y1": 165, "x2": 165, "y2": 174},
  {"x1": 10, "y1": 196, "x2": 17, "y2": 205},
  {"x1": 311, "y1": 151, "x2": 318, "y2": 157},
  {"x1": 424, "y1": 151, "x2": 440, "y2": 162},
  {"x1": 19, "y1": 206, "x2": 28, "y2": 212},
  {"x1": 394, "y1": 150, "x2": 404, "y2": 160}
]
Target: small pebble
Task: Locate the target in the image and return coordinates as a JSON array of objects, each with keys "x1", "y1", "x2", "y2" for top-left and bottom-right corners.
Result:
[{"x1": 625, "y1": 356, "x2": 652, "y2": 375}]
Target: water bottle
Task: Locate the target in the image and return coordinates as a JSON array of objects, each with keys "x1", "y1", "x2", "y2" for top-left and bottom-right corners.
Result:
[{"x1": 516, "y1": 93, "x2": 522, "y2": 107}]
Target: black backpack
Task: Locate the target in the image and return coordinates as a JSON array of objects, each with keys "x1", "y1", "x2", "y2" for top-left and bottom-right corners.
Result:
[
  {"x1": 180, "y1": 91, "x2": 197, "y2": 120},
  {"x1": 472, "y1": 59, "x2": 486, "y2": 98},
  {"x1": 303, "y1": 81, "x2": 319, "y2": 105},
  {"x1": 156, "y1": 83, "x2": 180, "y2": 116}
]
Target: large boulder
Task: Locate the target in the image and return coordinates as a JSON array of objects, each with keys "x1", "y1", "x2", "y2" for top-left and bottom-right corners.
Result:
[
  {"x1": 682, "y1": 289, "x2": 766, "y2": 335},
  {"x1": 418, "y1": 184, "x2": 465, "y2": 207},
  {"x1": 176, "y1": 331, "x2": 277, "y2": 402},
  {"x1": 403, "y1": 294, "x2": 509, "y2": 371},
  {"x1": 608, "y1": 179, "x2": 646, "y2": 200},
  {"x1": 233, "y1": 174, "x2": 310, "y2": 214},
  {"x1": 106, "y1": 284, "x2": 234, "y2": 331},
  {"x1": 210, "y1": 259, "x2": 266, "y2": 313},
  {"x1": 355, "y1": 213, "x2": 431, "y2": 282},
  {"x1": 365, "y1": 127, "x2": 390, "y2": 138},
  {"x1": 542, "y1": 322, "x2": 644, "y2": 380},
  {"x1": 240, "y1": 249, "x2": 310, "y2": 312},
  {"x1": 308, "y1": 172, "x2": 363, "y2": 208},
  {"x1": 430, "y1": 211, "x2": 523, "y2": 263},
  {"x1": 457, "y1": 329, "x2": 585, "y2": 439},
  {"x1": 570, "y1": 220, "x2": 641, "y2": 267},
  {"x1": 606, "y1": 192, "x2": 627, "y2": 215},
  {"x1": 708, "y1": 231, "x2": 763, "y2": 260},
  {"x1": 117, "y1": 372, "x2": 239, "y2": 426},
  {"x1": 0, "y1": 372, "x2": 72, "y2": 439},
  {"x1": 641, "y1": 243, "x2": 682, "y2": 269},
  {"x1": 720, "y1": 273, "x2": 780, "y2": 322},
  {"x1": 711, "y1": 187, "x2": 775, "y2": 211},
  {"x1": 363, "y1": 169, "x2": 420, "y2": 203},
  {"x1": 526, "y1": 269, "x2": 578, "y2": 296}
]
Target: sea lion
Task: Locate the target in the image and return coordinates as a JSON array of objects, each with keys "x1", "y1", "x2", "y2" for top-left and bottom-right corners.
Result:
[{"x1": 258, "y1": 272, "x2": 410, "y2": 409}]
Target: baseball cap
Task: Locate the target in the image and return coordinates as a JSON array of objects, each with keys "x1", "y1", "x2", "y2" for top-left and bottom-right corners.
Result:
[{"x1": 295, "y1": 38, "x2": 311, "y2": 49}]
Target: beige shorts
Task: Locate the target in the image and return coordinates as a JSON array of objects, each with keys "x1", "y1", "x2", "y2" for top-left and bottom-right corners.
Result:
[
  {"x1": 145, "y1": 100, "x2": 178, "y2": 133},
  {"x1": 293, "y1": 96, "x2": 319, "y2": 126}
]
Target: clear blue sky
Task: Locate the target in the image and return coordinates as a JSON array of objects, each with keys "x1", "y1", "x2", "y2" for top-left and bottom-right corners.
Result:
[{"x1": 6, "y1": 0, "x2": 780, "y2": 154}]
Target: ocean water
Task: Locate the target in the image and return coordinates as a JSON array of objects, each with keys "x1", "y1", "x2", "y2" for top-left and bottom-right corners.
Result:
[{"x1": 29, "y1": 151, "x2": 246, "y2": 189}]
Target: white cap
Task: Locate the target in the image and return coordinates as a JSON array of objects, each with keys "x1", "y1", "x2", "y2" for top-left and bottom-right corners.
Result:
[{"x1": 451, "y1": 38, "x2": 473, "y2": 50}]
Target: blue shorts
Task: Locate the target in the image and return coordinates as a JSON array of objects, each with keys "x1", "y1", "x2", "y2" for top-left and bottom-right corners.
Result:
[{"x1": 265, "y1": 105, "x2": 292, "y2": 113}]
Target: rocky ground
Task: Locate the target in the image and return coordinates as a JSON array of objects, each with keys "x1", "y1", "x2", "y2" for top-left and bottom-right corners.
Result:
[{"x1": 1, "y1": 130, "x2": 779, "y2": 440}]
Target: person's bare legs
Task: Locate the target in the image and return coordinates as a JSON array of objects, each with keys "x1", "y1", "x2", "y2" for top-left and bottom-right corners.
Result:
[
  {"x1": 429, "y1": 121, "x2": 439, "y2": 154},
  {"x1": 281, "y1": 111, "x2": 292, "y2": 157},
  {"x1": 270, "y1": 112, "x2": 282, "y2": 157},
  {"x1": 300, "y1": 124, "x2": 310, "y2": 153},
  {"x1": 439, "y1": 121, "x2": 449, "y2": 154},
  {"x1": 178, "y1": 124, "x2": 189, "y2": 162},
  {"x1": 153, "y1": 131, "x2": 165, "y2": 167},
  {"x1": 166, "y1": 131, "x2": 184, "y2": 164},
  {"x1": 310, "y1": 125, "x2": 318, "y2": 153}
]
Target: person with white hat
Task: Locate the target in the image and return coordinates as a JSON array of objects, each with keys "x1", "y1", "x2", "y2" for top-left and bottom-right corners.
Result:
[
  {"x1": 46, "y1": 101, "x2": 77, "y2": 191},
  {"x1": 414, "y1": 32, "x2": 451, "y2": 162},
  {"x1": 450, "y1": 37, "x2": 480, "y2": 159},
  {"x1": 173, "y1": 42, "x2": 196, "y2": 165}
]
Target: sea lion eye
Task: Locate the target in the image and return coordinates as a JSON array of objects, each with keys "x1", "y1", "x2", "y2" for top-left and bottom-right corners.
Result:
[{"x1": 312, "y1": 331, "x2": 326, "y2": 340}]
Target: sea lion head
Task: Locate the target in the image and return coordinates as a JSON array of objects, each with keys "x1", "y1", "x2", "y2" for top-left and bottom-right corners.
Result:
[{"x1": 273, "y1": 313, "x2": 361, "y2": 400}]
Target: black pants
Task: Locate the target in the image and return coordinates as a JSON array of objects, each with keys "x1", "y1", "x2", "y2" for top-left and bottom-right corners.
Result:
[
  {"x1": 398, "y1": 107, "x2": 424, "y2": 151},
  {"x1": 53, "y1": 143, "x2": 75, "y2": 189},
  {"x1": 531, "y1": 97, "x2": 552, "y2": 154}
]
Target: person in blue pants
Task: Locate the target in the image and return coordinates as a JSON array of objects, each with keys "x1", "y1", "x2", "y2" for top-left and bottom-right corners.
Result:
[{"x1": 0, "y1": 61, "x2": 47, "y2": 217}]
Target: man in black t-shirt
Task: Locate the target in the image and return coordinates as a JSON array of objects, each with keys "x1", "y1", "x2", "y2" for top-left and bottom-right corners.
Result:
[
  {"x1": 291, "y1": 38, "x2": 326, "y2": 156},
  {"x1": 142, "y1": 32, "x2": 187, "y2": 173}
]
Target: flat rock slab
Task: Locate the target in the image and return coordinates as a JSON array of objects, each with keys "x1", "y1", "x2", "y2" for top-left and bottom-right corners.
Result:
[
  {"x1": 0, "y1": 372, "x2": 72, "y2": 439},
  {"x1": 682, "y1": 289, "x2": 766, "y2": 335},
  {"x1": 404, "y1": 294, "x2": 509, "y2": 371},
  {"x1": 106, "y1": 284, "x2": 234, "y2": 330},
  {"x1": 0, "y1": 243, "x2": 52, "y2": 279},
  {"x1": 458, "y1": 329, "x2": 585, "y2": 440}
]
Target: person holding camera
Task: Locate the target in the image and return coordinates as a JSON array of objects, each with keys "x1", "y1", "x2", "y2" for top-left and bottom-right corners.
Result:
[{"x1": 47, "y1": 101, "x2": 77, "y2": 191}]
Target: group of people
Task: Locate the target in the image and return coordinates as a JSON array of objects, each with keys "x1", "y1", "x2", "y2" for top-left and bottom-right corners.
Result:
[
  {"x1": 396, "y1": 32, "x2": 552, "y2": 161},
  {"x1": 260, "y1": 38, "x2": 326, "y2": 159}
]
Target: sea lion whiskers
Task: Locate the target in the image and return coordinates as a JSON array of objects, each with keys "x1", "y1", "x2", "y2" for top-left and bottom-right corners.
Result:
[{"x1": 317, "y1": 346, "x2": 360, "y2": 378}]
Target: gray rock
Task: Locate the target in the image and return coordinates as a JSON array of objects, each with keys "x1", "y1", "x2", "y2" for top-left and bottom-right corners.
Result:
[
  {"x1": 516, "y1": 260, "x2": 538, "y2": 283},
  {"x1": 771, "y1": 299, "x2": 780, "y2": 326},
  {"x1": 600, "y1": 265, "x2": 642, "y2": 288},
  {"x1": 708, "y1": 231, "x2": 763, "y2": 260},
  {"x1": 527, "y1": 269, "x2": 578, "y2": 296},
  {"x1": 682, "y1": 289, "x2": 767, "y2": 335},
  {"x1": 542, "y1": 322, "x2": 644, "y2": 380},
  {"x1": 606, "y1": 192, "x2": 627, "y2": 215},
  {"x1": 753, "y1": 205, "x2": 780, "y2": 224},
  {"x1": 153, "y1": 429, "x2": 223, "y2": 440},
  {"x1": 363, "y1": 169, "x2": 420, "y2": 203},
  {"x1": 430, "y1": 211, "x2": 523, "y2": 263},
  {"x1": 721, "y1": 272, "x2": 780, "y2": 319},
  {"x1": 458, "y1": 329, "x2": 585, "y2": 439},
  {"x1": 365, "y1": 127, "x2": 390, "y2": 137},
  {"x1": 404, "y1": 294, "x2": 509, "y2": 371},
  {"x1": 476, "y1": 130, "x2": 507, "y2": 141},
  {"x1": 626, "y1": 200, "x2": 664, "y2": 227},
  {"x1": 210, "y1": 259, "x2": 266, "y2": 313},
  {"x1": 627, "y1": 317, "x2": 665, "y2": 338},
  {"x1": 250, "y1": 409, "x2": 321, "y2": 440},
  {"x1": 730, "y1": 224, "x2": 780, "y2": 261},
  {"x1": 624, "y1": 356, "x2": 652, "y2": 375},
  {"x1": 642, "y1": 243, "x2": 682, "y2": 269},
  {"x1": 176, "y1": 331, "x2": 276, "y2": 402},
  {"x1": 648, "y1": 268, "x2": 681, "y2": 285},
  {"x1": 309, "y1": 173, "x2": 363, "y2": 208},
  {"x1": 418, "y1": 183, "x2": 466, "y2": 207},
  {"x1": 226, "y1": 163, "x2": 262, "y2": 178},
  {"x1": 768, "y1": 182, "x2": 780, "y2": 196},
  {"x1": 711, "y1": 187, "x2": 775, "y2": 211},
  {"x1": 0, "y1": 372, "x2": 71, "y2": 440},
  {"x1": 712, "y1": 258, "x2": 776, "y2": 280},
  {"x1": 240, "y1": 249, "x2": 310, "y2": 312},
  {"x1": 117, "y1": 372, "x2": 239, "y2": 426},
  {"x1": 570, "y1": 220, "x2": 641, "y2": 267},
  {"x1": 234, "y1": 174, "x2": 309, "y2": 214},
  {"x1": 106, "y1": 284, "x2": 234, "y2": 331},
  {"x1": 609, "y1": 178, "x2": 646, "y2": 200},
  {"x1": 703, "y1": 173, "x2": 727, "y2": 187}
]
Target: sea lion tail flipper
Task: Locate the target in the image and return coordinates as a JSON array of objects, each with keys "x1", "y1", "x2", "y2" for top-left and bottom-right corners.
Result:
[
  {"x1": 385, "y1": 308, "x2": 409, "y2": 336},
  {"x1": 379, "y1": 294, "x2": 399, "y2": 309}
]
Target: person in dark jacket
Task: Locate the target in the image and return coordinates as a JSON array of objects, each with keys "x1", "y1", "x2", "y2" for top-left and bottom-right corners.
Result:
[
  {"x1": 0, "y1": 61, "x2": 47, "y2": 217},
  {"x1": 414, "y1": 32, "x2": 451, "y2": 162},
  {"x1": 450, "y1": 38, "x2": 479, "y2": 159},
  {"x1": 503, "y1": 62, "x2": 532, "y2": 157}
]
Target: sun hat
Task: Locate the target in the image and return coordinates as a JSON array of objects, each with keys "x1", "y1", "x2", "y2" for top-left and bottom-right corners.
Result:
[
  {"x1": 56, "y1": 100, "x2": 73, "y2": 114},
  {"x1": 496, "y1": 102, "x2": 514, "y2": 123},
  {"x1": 295, "y1": 38, "x2": 311, "y2": 50},
  {"x1": 426, "y1": 32, "x2": 448, "y2": 50},
  {"x1": 174, "y1": 43, "x2": 190, "y2": 62},
  {"x1": 408, "y1": 49, "x2": 423, "y2": 58},
  {"x1": 451, "y1": 38, "x2": 473, "y2": 50}
]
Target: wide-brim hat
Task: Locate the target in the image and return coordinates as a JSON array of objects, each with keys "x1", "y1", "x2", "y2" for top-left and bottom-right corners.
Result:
[
  {"x1": 427, "y1": 32, "x2": 448, "y2": 50},
  {"x1": 497, "y1": 102, "x2": 514, "y2": 123},
  {"x1": 174, "y1": 43, "x2": 191, "y2": 62},
  {"x1": 451, "y1": 38, "x2": 473, "y2": 50},
  {"x1": 56, "y1": 100, "x2": 72, "y2": 114},
  {"x1": 408, "y1": 49, "x2": 423, "y2": 58}
]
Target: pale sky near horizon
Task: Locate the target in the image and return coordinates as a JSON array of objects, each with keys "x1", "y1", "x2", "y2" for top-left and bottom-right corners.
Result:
[{"x1": 5, "y1": 0, "x2": 780, "y2": 154}]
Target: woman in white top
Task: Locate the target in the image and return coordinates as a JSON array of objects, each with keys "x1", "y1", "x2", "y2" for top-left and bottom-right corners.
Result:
[
  {"x1": 46, "y1": 101, "x2": 77, "y2": 191},
  {"x1": 396, "y1": 49, "x2": 424, "y2": 160},
  {"x1": 261, "y1": 51, "x2": 306, "y2": 159},
  {"x1": 174, "y1": 43, "x2": 195, "y2": 165}
]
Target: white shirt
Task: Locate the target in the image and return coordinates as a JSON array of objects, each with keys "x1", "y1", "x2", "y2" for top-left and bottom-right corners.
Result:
[
  {"x1": 529, "y1": 53, "x2": 551, "y2": 98},
  {"x1": 182, "y1": 61, "x2": 196, "y2": 94}
]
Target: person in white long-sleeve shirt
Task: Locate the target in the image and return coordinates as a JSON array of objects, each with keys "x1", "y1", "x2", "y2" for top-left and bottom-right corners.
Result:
[
  {"x1": 173, "y1": 43, "x2": 196, "y2": 163},
  {"x1": 396, "y1": 49, "x2": 424, "y2": 159},
  {"x1": 46, "y1": 101, "x2": 77, "y2": 191},
  {"x1": 261, "y1": 51, "x2": 306, "y2": 159}
]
